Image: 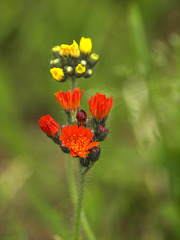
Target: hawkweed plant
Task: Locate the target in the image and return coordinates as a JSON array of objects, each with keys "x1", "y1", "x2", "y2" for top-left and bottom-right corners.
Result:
[{"x1": 39, "y1": 37, "x2": 114, "y2": 240}]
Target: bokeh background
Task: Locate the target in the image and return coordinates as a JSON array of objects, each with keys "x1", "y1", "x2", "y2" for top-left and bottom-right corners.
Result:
[{"x1": 1, "y1": 0, "x2": 180, "y2": 239}]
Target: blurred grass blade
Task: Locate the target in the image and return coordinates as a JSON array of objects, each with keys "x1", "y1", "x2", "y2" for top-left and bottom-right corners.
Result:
[
  {"x1": 128, "y1": 3, "x2": 151, "y2": 72},
  {"x1": 0, "y1": 157, "x2": 33, "y2": 210},
  {"x1": 24, "y1": 182, "x2": 70, "y2": 240},
  {"x1": 123, "y1": 79, "x2": 160, "y2": 147},
  {"x1": 0, "y1": 59, "x2": 30, "y2": 155}
]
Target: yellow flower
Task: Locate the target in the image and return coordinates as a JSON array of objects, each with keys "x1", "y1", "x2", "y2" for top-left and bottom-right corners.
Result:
[
  {"x1": 59, "y1": 44, "x2": 71, "y2": 57},
  {"x1": 75, "y1": 64, "x2": 86, "y2": 75},
  {"x1": 80, "y1": 37, "x2": 92, "y2": 54},
  {"x1": 52, "y1": 46, "x2": 60, "y2": 53},
  {"x1": 50, "y1": 67, "x2": 64, "y2": 81},
  {"x1": 69, "y1": 40, "x2": 80, "y2": 58}
]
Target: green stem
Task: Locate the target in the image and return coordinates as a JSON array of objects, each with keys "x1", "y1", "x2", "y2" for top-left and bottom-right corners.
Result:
[
  {"x1": 71, "y1": 76, "x2": 76, "y2": 90},
  {"x1": 73, "y1": 165, "x2": 85, "y2": 240},
  {"x1": 67, "y1": 76, "x2": 96, "y2": 240},
  {"x1": 67, "y1": 156, "x2": 77, "y2": 204},
  {"x1": 66, "y1": 156, "x2": 96, "y2": 240},
  {"x1": 81, "y1": 213, "x2": 96, "y2": 240}
]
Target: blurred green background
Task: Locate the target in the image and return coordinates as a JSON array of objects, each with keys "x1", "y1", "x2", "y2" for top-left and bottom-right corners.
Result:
[{"x1": 1, "y1": 0, "x2": 180, "y2": 239}]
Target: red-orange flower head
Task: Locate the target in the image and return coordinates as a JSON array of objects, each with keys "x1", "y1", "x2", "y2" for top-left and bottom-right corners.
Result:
[
  {"x1": 55, "y1": 88, "x2": 83, "y2": 112},
  {"x1": 89, "y1": 93, "x2": 114, "y2": 121},
  {"x1": 39, "y1": 114, "x2": 60, "y2": 137},
  {"x1": 60, "y1": 124, "x2": 99, "y2": 158}
]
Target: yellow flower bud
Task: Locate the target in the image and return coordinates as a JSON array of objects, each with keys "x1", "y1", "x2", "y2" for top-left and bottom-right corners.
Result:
[
  {"x1": 80, "y1": 37, "x2": 92, "y2": 54},
  {"x1": 59, "y1": 44, "x2": 71, "y2": 57},
  {"x1": 75, "y1": 64, "x2": 86, "y2": 75},
  {"x1": 69, "y1": 40, "x2": 80, "y2": 58},
  {"x1": 50, "y1": 67, "x2": 65, "y2": 81},
  {"x1": 90, "y1": 53, "x2": 99, "y2": 62},
  {"x1": 89, "y1": 53, "x2": 99, "y2": 67},
  {"x1": 52, "y1": 46, "x2": 60, "y2": 53}
]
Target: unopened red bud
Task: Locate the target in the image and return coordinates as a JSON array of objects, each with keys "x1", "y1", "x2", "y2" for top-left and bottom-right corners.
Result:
[
  {"x1": 60, "y1": 140, "x2": 70, "y2": 154},
  {"x1": 95, "y1": 125, "x2": 108, "y2": 141},
  {"x1": 80, "y1": 157, "x2": 90, "y2": 167},
  {"x1": 76, "y1": 109, "x2": 87, "y2": 124},
  {"x1": 99, "y1": 125, "x2": 108, "y2": 133},
  {"x1": 87, "y1": 146, "x2": 101, "y2": 162},
  {"x1": 39, "y1": 115, "x2": 60, "y2": 137}
]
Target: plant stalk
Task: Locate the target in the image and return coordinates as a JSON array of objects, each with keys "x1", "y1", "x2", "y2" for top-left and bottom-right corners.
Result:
[
  {"x1": 73, "y1": 164, "x2": 85, "y2": 240},
  {"x1": 71, "y1": 76, "x2": 76, "y2": 90},
  {"x1": 67, "y1": 76, "x2": 96, "y2": 240},
  {"x1": 66, "y1": 156, "x2": 96, "y2": 240}
]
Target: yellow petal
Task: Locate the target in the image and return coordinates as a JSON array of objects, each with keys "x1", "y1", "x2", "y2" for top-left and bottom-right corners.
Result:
[
  {"x1": 50, "y1": 67, "x2": 64, "y2": 81},
  {"x1": 69, "y1": 40, "x2": 80, "y2": 58},
  {"x1": 75, "y1": 64, "x2": 86, "y2": 75},
  {"x1": 80, "y1": 37, "x2": 92, "y2": 54}
]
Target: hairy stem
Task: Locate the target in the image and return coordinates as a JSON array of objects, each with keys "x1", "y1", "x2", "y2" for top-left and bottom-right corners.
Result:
[
  {"x1": 67, "y1": 156, "x2": 96, "y2": 240},
  {"x1": 73, "y1": 165, "x2": 85, "y2": 240},
  {"x1": 67, "y1": 77, "x2": 96, "y2": 240},
  {"x1": 67, "y1": 156, "x2": 77, "y2": 204}
]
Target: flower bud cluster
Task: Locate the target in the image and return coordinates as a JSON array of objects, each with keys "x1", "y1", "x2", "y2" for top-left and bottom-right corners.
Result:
[
  {"x1": 39, "y1": 87, "x2": 113, "y2": 169},
  {"x1": 39, "y1": 37, "x2": 114, "y2": 171},
  {"x1": 50, "y1": 37, "x2": 99, "y2": 82}
]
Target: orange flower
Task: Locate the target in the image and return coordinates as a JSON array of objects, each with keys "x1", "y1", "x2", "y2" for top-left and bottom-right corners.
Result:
[
  {"x1": 39, "y1": 115, "x2": 60, "y2": 137},
  {"x1": 55, "y1": 88, "x2": 83, "y2": 111},
  {"x1": 60, "y1": 124, "x2": 99, "y2": 158},
  {"x1": 89, "y1": 93, "x2": 113, "y2": 120}
]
